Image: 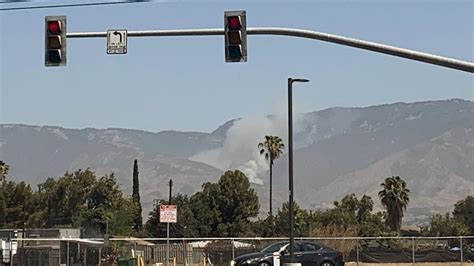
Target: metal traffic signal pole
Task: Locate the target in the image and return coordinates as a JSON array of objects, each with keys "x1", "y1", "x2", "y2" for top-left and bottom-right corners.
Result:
[{"x1": 66, "y1": 27, "x2": 474, "y2": 73}]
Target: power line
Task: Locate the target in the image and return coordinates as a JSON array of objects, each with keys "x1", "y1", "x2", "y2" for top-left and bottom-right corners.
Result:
[
  {"x1": 0, "y1": 0, "x2": 32, "y2": 4},
  {"x1": 0, "y1": 0, "x2": 150, "y2": 11}
]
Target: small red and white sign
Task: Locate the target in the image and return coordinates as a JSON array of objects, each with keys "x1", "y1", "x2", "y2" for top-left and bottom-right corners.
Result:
[{"x1": 160, "y1": 205, "x2": 177, "y2": 223}]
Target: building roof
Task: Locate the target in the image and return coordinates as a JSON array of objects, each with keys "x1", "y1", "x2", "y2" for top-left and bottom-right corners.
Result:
[{"x1": 189, "y1": 240, "x2": 255, "y2": 248}]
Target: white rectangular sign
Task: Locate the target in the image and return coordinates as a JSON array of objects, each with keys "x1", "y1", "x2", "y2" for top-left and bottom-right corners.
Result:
[
  {"x1": 107, "y1": 29, "x2": 127, "y2": 54},
  {"x1": 160, "y1": 204, "x2": 177, "y2": 223}
]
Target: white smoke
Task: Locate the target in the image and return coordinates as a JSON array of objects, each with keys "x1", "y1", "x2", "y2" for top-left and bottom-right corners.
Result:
[{"x1": 190, "y1": 112, "x2": 311, "y2": 185}]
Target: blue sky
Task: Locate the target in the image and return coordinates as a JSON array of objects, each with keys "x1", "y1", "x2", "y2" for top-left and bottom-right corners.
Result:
[{"x1": 1, "y1": 0, "x2": 472, "y2": 132}]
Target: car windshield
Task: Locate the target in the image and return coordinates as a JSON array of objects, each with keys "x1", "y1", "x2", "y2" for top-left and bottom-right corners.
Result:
[{"x1": 260, "y1": 242, "x2": 288, "y2": 253}]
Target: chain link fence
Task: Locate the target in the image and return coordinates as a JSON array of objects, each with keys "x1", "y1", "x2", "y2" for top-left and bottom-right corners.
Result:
[{"x1": 1, "y1": 236, "x2": 473, "y2": 266}]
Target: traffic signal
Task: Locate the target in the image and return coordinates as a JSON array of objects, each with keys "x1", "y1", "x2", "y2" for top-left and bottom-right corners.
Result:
[
  {"x1": 224, "y1": 10, "x2": 247, "y2": 63},
  {"x1": 45, "y1": 16, "x2": 67, "y2": 67}
]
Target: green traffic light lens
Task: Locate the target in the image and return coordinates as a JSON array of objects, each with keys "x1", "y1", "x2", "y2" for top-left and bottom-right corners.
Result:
[
  {"x1": 48, "y1": 50, "x2": 62, "y2": 63},
  {"x1": 228, "y1": 45, "x2": 242, "y2": 59}
]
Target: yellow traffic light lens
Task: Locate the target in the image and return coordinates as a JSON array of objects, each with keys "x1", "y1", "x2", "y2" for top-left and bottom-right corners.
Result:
[
  {"x1": 47, "y1": 36, "x2": 62, "y2": 49},
  {"x1": 228, "y1": 32, "x2": 242, "y2": 45}
]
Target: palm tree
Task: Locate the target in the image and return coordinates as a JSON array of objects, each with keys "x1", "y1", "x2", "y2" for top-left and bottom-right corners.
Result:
[
  {"x1": 378, "y1": 176, "x2": 410, "y2": 232},
  {"x1": 258, "y1": 135, "x2": 285, "y2": 216}
]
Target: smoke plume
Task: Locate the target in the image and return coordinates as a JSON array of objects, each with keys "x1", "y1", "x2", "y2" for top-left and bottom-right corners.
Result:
[{"x1": 190, "y1": 113, "x2": 313, "y2": 185}]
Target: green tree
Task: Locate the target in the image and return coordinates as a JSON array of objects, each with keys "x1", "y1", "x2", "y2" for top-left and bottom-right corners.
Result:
[
  {"x1": 326, "y1": 194, "x2": 387, "y2": 237},
  {"x1": 1, "y1": 180, "x2": 35, "y2": 228},
  {"x1": 357, "y1": 211, "x2": 387, "y2": 237},
  {"x1": 273, "y1": 201, "x2": 310, "y2": 236},
  {"x1": 30, "y1": 169, "x2": 136, "y2": 236},
  {"x1": 214, "y1": 170, "x2": 260, "y2": 236},
  {"x1": 144, "y1": 170, "x2": 259, "y2": 237},
  {"x1": 0, "y1": 192, "x2": 5, "y2": 226},
  {"x1": 39, "y1": 177, "x2": 60, "y2": 227},
  {"x1": 321, "y1": 194, "x2": 360, "y2": 231},
  {"x1": 0, "y1": 165, "x2": 139, "y2": 235},
  {"x1": 145, "y1": 194, "x2": 198, "y2": 238},
  {"x1": 378, "y1": 176, "x2": 410, "y2": 232},
  {"x1": 39, "y1": 169, "x2": 97, "y2": 227},
  {"x1": 0, "y1": 162, "x2": 39, "y2": 228},
  {"x1": 426, "y1": 213, "x2": 469, "y2": 237},
  {"x1": 0, "y1": 161, "x2": 9, "y2": 181},
  {"x1": 132, "y1": 159, "x2": 143, "y2": 232},
  {"x1": 0, "y1": 161, "x2": 8, "y2": 226},
  {"x1": 80, "y1": 173, "x2": 135, "y2": 236},
  {"x1": 111, "y1": 197, "x2": 137, "y2": 235},
  {"x1": 334, "y1": 194, "x2": 359, "y2": 217},
  {"x1": 453, "y1": 196, "x2": 474, "y2": 234},
  {"x1": 258, "y1": 135, "x2": 285, "y2": 216},
  {"x1": 26, "y1": 185, "x2": 49, "y2": 228},
  {"x1": 189, "y1": 182, "x2": 222, "y2": 236},
  {"x1": 357, "y1": 195, "x2": 374, "y2": 223}
]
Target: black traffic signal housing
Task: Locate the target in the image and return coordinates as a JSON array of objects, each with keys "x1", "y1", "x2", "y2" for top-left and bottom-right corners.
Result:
[
  {"x1": 224, "y1": 10, "x2": 247, "y2": 63},
  {"x1": 45, "y1": 16, "x2": 67, "y2": 67}
]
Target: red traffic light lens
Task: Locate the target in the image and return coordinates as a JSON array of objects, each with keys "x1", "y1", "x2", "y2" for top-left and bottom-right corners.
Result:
[
  {"x1": 48, "y1": 21, "x2": 61, "y2": 34},
  {"x1": 227, "y1": 16, "x2": 241, "y2": 30}
]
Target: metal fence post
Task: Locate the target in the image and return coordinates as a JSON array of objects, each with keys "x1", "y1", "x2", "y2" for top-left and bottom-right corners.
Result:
[
  {"x1": 412, "y1": 237, "x2": 415, "y2": 266},
  {"x1": 67, "y1": 240, "x2": 70, "y2": 266},
  {"x1": 460, "y1": 236, "x2": 463, "y2": 266},
  {"x1": 9, "y1": 241, "x2": 13, "y2": 266},
  {"x1": 183, "y1": 239, "x2": 187, "y2": 266},
  {"x1": 356, "y1": 239, "x2": 359, "y2": 266},
  {"x1": 232, "y1": 238, "x2": 235, "y2": 260}
]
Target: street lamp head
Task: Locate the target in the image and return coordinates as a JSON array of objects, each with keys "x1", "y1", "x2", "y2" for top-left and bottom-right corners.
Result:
[{"x1": 289, "y1": 78, "x2": 310, "y2": 83}]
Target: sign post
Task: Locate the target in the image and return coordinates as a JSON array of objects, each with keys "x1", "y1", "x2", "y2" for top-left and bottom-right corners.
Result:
[{"x1": 160, "y1": 204, "x2": 177, "y2": 266}]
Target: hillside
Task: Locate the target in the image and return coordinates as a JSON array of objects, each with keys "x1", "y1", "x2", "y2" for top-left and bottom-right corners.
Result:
[
  {"x1": 314, "y1": 127, "x2": 474, "y2": 223},
  {"x1": 1, "y1": 99, "x2": 472, "y2": 222}
]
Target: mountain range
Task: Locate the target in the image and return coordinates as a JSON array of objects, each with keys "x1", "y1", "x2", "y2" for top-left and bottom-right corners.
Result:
[{"x1": 1, "y1": 99, "x2": 472, "y2": 224}]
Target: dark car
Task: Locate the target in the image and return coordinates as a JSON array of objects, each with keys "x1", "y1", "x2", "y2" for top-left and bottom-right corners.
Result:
[{"x1": 231, "y1": 240, "x2": 344, "y2": 266}]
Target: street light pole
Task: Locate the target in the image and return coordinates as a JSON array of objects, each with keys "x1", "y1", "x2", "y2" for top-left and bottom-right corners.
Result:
[{"x1": 287, "y1": 78, "x2": 309, "y2": 264}]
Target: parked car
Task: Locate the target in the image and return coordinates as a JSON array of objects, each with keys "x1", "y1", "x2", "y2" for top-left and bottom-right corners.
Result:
[{"x1": 231, "y1": 240, "x2": 344, "y2": 266}]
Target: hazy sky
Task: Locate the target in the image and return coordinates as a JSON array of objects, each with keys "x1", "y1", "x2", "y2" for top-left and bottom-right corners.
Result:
[{"x1": 1, "y1": 0, "x2": 472, "y2": 132}]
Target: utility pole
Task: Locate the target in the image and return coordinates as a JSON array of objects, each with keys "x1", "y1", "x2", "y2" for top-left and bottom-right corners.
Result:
[
  {"x1": 166, "y1": 179, "x2": 173, "y2": 266},
  {"x1": 169, "y1": 179, "x2": 173, "y2": 204}
]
